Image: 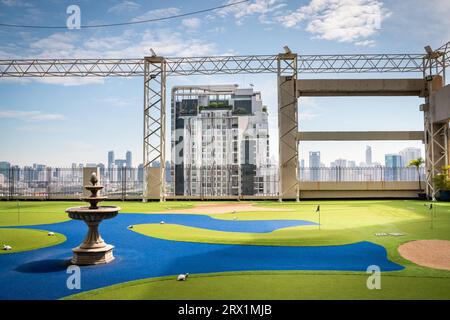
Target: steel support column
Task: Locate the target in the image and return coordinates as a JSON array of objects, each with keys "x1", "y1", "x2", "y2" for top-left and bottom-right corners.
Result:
[
  {"x1": 424, "y1": 120, "x2": 447, "y2": 199},
  {"x1": 423, "y1": 75, "x2": 446, "y2": 199},
  {"x1": 143, "y1": 56, "x2": 166, "y2": 202},
  {"x1": 277, "y1": 53, "x2": 299, "y2": 201}
]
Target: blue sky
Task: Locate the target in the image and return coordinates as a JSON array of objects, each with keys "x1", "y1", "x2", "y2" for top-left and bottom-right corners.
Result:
[{"x1": 0, "y1": 0, "x2": 448, "y2": 167}]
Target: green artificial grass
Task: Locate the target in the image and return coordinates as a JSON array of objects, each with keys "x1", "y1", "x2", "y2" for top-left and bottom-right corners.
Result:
[
  {"x1": 0, "y1": 228, "x2": 66, "y2": 254},
  {"x1": 0, "y1": 200, "x2": 196, "y2": 227},
  {"x1": 131, "y1": 200, "x2": 450, "y2": 278},
  {"x1": 65, "y1": 271, "x2": 450, "y2": 300},
  {"x1": 1, "y1": 199, "x2": 450, "y2": 299}
]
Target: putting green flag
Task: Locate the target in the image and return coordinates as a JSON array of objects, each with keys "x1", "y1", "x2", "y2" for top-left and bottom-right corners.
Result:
[{"x1": 316, "y1": 205, "x2": 320, "y2": 213}]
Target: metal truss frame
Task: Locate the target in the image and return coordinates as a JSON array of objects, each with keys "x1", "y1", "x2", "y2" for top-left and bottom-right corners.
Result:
[
  {"x1": 1, "y1": 41, "x2": 449, "y2": 200},
  {"x1": 2, "y1": 42, "x2": 449, "y2": 77},
  {"x1": 143, "y1": 57, "x2": 166, "y2": 201},
  {"x1": 422, "y1": 42, "x2": 449, "y2": 199},
  {"x1": 277, "y1": 53, "x2": 299, "y2": 201},
  {"x1": 424, "y1": 117, "x2": 448, "y2": 200}
]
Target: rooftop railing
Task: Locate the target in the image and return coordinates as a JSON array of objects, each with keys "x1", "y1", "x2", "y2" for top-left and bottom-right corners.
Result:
[{"x1": 0, "y1": 165, "x2": 424, "y2": 200}]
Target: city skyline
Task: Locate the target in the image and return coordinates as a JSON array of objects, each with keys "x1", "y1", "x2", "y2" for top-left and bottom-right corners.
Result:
[
  {"x1": 0, "y1": 1, "x2": 447, "y2": 168},
  {"x1": 301, "y1": 146, "x2": 422, "y2": 168},
  {"x1": 0, "y1": 144, "x2": 424, "y2": 169}
]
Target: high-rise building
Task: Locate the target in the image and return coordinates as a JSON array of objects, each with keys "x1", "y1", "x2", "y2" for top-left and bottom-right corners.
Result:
[
  {"x1": 0, "y1": 162, "x2": 10, "y2": 181},
  {"x1": 171, "y1": 85, "x2": 271, "y2": 196},
  {"x1": 137, "y1": 164, "x2": 144, "y2": 182},
  {"x1": 309, "y1": 152, "x2": 321, "y2": 167},
  {"x1": 365, "y1": 146, "x2": 372, "y2": 166},
  {"x1": 399, "y1": 147, "x2": 422, "y2": 180},
  {"x1": 97, "y1": 163, "x2": 105, "y2": 178},
  {"x1": 333, "y1": 159, "x2": 347, "y2": 167},
  {"x1": 126, "y1": 151, "x2": 132, "y2": 168},
  {"x1": 385, "y1": 154, "x2": 402, "y2": 181},
  {"x1": 309, "y1": 151, "x2": 321, "y2": 181},
  {"x1": 399, "y1": 147, "x2": 421, "y2": 166},
  {"x1": 108, "y1": 151, "x2": 115, "y2": 169}
]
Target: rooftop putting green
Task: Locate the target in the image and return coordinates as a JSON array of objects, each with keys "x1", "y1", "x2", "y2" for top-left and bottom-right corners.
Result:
[
  {"x1": 0, "y1": 228, "x2": 66, "y2": 254},
  {"x1": 0, "y1": 200, "x2": 449, "y2": 299}
]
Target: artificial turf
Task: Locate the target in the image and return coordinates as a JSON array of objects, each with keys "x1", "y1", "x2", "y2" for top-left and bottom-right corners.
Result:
[
  {"x1": 1, "y1": 199, "x2": 450, "y2": 299},
  {"x1": 0, "y1": 200, "x2": 195, "y2": 227},
  {"x1": 0, "y1": 228, "x2": 66, "y2": 254},
  {"x1": 65, "y1": 272, "x2": 450, "y2": 300}
]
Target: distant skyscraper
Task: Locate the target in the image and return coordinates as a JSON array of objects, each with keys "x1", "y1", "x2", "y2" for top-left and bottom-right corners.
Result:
[
  {"x1": 0, "y1": 161, "x2": 11, "y2": 181},
  {"x1": 97, "y1": 163, "x2": 105, "y2": 177},
  {"x1": 366, "y1": 146, "x2": 372, "y2": 166},
  {"x1": 126, "y1": 151, "x2": 132, "y2": 168},
  {"x1": 400, "y1": 147, "x2": 422, "y2": 180},
  {"x1": 108, "y1": 151, "x2": 115, "y2": 169},
  {"x1": 138, "y1": 164, "x2": 144, "y2": 182},
  {"x1": 0, "y1": 162, "x2": 10, "y2": 180},
  {"x1": 114, "y1": 159, "x2": 127, "y2": 168},
  {"x1": 309, "y1": 152, "x2": 321, "y2": 168},
  {"x1": 385, "y1": 154, "x2": 402, "y2": 181},
  {"x1": 309, "y1": 151, "x2": 321, "y2": 181},
  {"x1": 399, "y1": 147, "x2": 421, "y2": 166},
  {"x1": 333, "y1": 159, "x2": 347, "y2": 167}
]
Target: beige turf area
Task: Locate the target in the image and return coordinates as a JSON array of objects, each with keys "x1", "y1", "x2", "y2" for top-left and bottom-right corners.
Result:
[
  {"x1": 398, "y1": 240, "x2": 450, "y2": 271},
  {"x1": 164, "y1": 202, "x2": 289, "y2": 214}
]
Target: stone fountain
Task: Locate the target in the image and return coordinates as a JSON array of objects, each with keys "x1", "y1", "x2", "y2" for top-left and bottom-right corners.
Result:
[{"x1": 66, "y1": 172, "x2": 121, "y2": 265}]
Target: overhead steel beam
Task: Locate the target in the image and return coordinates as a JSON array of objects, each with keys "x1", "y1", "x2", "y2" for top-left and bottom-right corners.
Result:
[
  {"x1": 1, "y1": 50, "x2": 447, "y2": 78},
  {"x1": 297, "y1": 131, "x2": 425, "y2": 141},
  {"x1": 297, "y1": 79, "x2": 426, "y2": 97}
]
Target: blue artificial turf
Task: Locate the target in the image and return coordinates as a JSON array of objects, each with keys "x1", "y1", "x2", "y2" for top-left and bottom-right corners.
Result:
[{"x1": 0, "y1": 213, "x2": 403, "y2": 299}]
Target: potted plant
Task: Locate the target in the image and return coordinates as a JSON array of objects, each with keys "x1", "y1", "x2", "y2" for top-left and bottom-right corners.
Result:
[
  {"x1": 407, "y1": 158, "x2": 426, "y2": 199},
  {"x1": 433, "y1": 165, "x2": 450, "y2": 201}
]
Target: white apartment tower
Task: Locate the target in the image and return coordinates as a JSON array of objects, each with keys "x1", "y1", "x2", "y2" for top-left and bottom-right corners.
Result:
[{"x1": 171, "y1": 85, "x2": 272, "y2": 196}]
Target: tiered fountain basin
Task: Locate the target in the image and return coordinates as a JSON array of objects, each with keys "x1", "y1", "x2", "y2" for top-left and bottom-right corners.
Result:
[{"x1": 65, "y1": 173, "x2": 120, "y2": 265}]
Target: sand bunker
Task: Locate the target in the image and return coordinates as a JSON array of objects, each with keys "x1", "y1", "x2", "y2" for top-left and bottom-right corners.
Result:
[
  {"x1": 398, "y1": 240, "x2": 450, "y2": 271},
  {"x1": 165, "y1": 203, "x2": 288, "y2": 214}
]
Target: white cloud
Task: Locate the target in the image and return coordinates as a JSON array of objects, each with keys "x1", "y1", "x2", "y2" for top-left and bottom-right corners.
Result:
[
  {"x1": 107, "y1": 1, "x2": 141, "y2": 14},
  {"x1": 35, "y1": 78, "x2": 105, "y2": 86},
  {"x1": 95, "y1": 97, "x2": 138, "y2": 108},
  {"x1": 0, "y1": 0, "x2": 29, "y2": 7},
  {"x1": 355, "y1": 39, "x2": 376, "y2": 47},
  {"x1": 131, "y1": 7, "x2": 180, "y2": 22},
  {"x1": 1, "y1": 0, "x2": 16, "y2": 6},
  {"x1": 24, "y1": 29, "x2": 216, "y2": 59},
  {"x1": 299, "y1": 97, "x2": 322, "y2": 120},
  {"x1": 182, "y1": 17, "x2": 201, "y2": 29},
  {"x1": 217, "y1": 0, "x2": 286, "y2": 25},
  {"x1": 276, "y1": 0, "x2": 391, "y2": 44},
  {"x1": 0, "y1": 110, "x2": 65, "y2": 121},
  {"x1": 2, "y1": 28, "x2": 218, "y2": 85}
]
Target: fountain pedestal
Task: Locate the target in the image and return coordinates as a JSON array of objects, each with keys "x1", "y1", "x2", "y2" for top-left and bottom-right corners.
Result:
[{"x1": 66, "y1": 173, "x2": 120, "y2": 265}]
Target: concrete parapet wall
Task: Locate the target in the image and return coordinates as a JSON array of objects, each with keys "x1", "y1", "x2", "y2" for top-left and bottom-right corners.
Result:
[{"x1": 299, "y1": 181, "x2": 420, "y2": 198}]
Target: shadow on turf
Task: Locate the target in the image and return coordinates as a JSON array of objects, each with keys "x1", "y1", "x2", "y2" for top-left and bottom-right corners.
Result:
[{"x1": 15, "y1": 259, "x2": 71, "y2": 273}]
